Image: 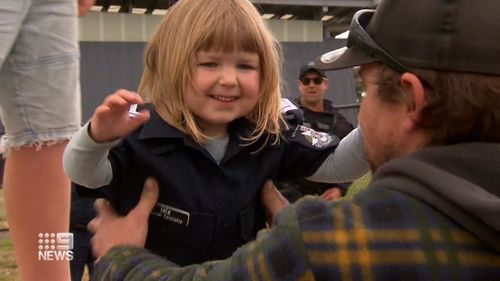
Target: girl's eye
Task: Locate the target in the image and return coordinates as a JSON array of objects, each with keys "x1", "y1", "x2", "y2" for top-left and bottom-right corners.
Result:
[
  {"x1": 238, "y1": 64, "x2": 257, "y2": 70},
  {"x1": 198, "y1": 62, "x2": 218, "y2": 68}
]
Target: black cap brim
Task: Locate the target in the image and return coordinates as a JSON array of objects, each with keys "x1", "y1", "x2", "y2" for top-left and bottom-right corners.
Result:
[
  {"x1": 299, "y1": 65, "x2": 326, "y2": 78},
  {"x1": 314, "y1": 45, "x2": 377, "y2": 71}
]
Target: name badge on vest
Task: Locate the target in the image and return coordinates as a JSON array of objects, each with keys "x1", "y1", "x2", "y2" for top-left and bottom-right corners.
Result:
[{"x1": 152, "y1": 203, "x2": 190, "y2": 227}]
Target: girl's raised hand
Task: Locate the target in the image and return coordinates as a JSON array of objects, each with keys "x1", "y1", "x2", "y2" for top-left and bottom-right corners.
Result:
[{"x1": 89, "y1": 89, "x2": 150, "y2": 143}]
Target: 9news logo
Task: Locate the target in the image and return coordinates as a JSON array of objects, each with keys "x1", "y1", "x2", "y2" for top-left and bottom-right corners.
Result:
[{"x1": 37, "y1": 232, "x2": 74, "y2": 261}]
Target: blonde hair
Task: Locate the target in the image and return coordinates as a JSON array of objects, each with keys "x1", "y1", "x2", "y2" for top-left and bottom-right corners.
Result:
[{"x1": 139, "y1": 0, "x2": 283, "y2": 146}]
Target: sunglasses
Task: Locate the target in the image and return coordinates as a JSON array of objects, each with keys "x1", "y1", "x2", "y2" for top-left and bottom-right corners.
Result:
[
  {"x1": 348, "y1": 9, "x2": 408, "y2": 73},
  {"x1": 300, "y1": 77, "x2": 324, "y2": 85}
]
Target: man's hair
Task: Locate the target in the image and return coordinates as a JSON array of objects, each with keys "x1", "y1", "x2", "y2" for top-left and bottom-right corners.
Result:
[
  {"x1": 138, "y1": 0, "x2": 283, "y2": 145},
  {"x1": 375, "y1": 64, "x2": 500, "y2": 145}
]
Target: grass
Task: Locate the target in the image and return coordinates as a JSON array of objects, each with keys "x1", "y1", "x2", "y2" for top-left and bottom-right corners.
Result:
[
  {"x1": 0, "y1": 233, "x2": 18, "y2": 281},
  {"x1": 0, "y1": 188, "x2": 7, "y2": 230},
  {"x1": 0, "y1": 188, "x2": 18, "y2": 281}
]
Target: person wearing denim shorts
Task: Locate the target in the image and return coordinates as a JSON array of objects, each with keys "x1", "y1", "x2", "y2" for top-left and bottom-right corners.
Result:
[{"x1": 0, "y1": 0, "x2": 93, "y2": 280}]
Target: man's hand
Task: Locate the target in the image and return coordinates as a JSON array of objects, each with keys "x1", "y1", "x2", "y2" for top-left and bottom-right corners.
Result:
[
  {"x1": 261, "y1": 180, "x2": 289, "y2": 227},
  {"x1": 78, "y1": 0, "x2": 95, "y2": 16},
  {"x1": 320, "y1": 186, "x2": 343, "y2": 201},
  {"x1": 88, "y1": 178, "x2": 159, "y2": 259}
]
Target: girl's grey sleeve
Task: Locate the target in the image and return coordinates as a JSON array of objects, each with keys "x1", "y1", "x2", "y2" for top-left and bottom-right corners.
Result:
[
  {"x1": 307, "y1": 127, "x2": 370, "y2": 183},
  {"x1": 63, "y1": 122, "x2": 120, "y2": 188}
]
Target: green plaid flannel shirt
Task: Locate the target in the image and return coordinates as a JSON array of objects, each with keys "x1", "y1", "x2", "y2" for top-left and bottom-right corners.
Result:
[{"x1": 93, "y1": 188, "x2": 500, "y2": 281}]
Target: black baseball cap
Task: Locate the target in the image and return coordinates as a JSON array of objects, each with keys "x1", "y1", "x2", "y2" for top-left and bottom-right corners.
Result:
[
  {"x1": 298, "y1": 62, "x2": 326, "y2": 79},
  {"x1": 314, "y1": 0, "x2": 500, "y2": 75}
]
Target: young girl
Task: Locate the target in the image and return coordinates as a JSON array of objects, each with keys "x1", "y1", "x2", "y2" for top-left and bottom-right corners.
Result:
[{"x1": 64, "y1": 0, "x2": 368, "y2": 266}]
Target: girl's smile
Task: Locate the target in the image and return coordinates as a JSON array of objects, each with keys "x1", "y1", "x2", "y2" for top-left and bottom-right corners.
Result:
[{"x1": 211, "y1": 95, "x2": 238, "y2": 102}]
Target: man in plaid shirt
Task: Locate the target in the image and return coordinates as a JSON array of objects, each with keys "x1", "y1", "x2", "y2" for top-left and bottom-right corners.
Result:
[{"x1": 88, "y1": 0, "x2": 500, "y2": 280}]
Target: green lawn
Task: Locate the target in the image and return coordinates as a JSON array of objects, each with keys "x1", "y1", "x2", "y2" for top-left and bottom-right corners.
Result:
[
  {"x1": 0, "y1": 188, "x2": 19, "y2": 281},
  {"x1": 0, "y1": 188, "x2": 7, "y2": 230},
  {"x1": 0, "y1": 233, "x2": 18, "y2": 281}
]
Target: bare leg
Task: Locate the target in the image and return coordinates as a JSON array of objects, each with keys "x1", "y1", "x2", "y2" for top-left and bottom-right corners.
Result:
[{"x1": 4, "y1": 142, "x2": 71, "y2": 281}]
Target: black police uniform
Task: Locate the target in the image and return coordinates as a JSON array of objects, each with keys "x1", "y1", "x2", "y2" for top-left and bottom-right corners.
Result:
[
  {"x1": 278, "y1": 98, "x2": 354, "y2": 202},
  {"x1": 77, "y1": 109, "x2": 338, "y2": 266},
  {"x1": 297, "y1": 98, "x2": 353, "y2": 140}
]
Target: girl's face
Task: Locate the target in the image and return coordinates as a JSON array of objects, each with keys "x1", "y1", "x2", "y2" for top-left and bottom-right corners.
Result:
[{"x1": 185, "y1": 49, "x2": 261, "y2": 136}]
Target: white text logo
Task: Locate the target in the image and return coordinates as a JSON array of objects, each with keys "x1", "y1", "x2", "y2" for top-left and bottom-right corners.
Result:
[{"x1": 37, "y1": 232, "x2": 74, "y2": 261}]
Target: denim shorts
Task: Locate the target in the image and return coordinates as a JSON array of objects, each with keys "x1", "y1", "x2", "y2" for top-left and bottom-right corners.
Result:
[{"x1": 0, "y1": 0, "x2": 81, "y2": 152}]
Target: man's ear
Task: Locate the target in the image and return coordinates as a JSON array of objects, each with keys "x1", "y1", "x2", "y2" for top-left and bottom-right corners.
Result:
[
  {"x1": 400, "y1": 72, "x2": 426, "y2": 131},
  {"x1": 323, "y1": 78, "x2": 330, "y2": 88}
]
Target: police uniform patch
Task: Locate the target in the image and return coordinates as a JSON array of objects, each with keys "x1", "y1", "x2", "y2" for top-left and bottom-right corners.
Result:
[
  {"x1": 298, "y1": 125, "x2": 335, "y2": 148},
  {"x1": 151, "y1": 203, "x2": 190, "y2": 227}
]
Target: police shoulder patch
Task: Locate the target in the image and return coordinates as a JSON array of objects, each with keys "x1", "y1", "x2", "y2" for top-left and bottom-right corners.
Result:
[{"x1": 298, "y1": 125, "x2": 337, "y2": 148}]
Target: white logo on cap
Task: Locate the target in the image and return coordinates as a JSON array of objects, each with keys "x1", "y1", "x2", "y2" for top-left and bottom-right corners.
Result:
[{"x1": 320, "y1": 47, "x2": 347, "y2": 64}]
